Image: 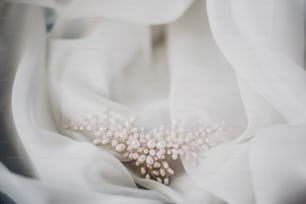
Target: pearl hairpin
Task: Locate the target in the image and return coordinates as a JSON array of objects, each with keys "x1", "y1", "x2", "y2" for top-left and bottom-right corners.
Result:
[{"x1": 65, "y1": 111, "x2": 231, "y2": 185}]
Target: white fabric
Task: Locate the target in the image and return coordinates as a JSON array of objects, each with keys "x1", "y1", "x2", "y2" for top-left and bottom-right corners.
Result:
[{"x1": 1, "y1": 0, "x2": 306, "y2": 203}]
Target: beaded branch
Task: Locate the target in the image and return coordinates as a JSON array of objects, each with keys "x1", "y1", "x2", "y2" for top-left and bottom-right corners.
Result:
[{"x1": 65, "y1": 111, "x2": 231, "y2": 185}]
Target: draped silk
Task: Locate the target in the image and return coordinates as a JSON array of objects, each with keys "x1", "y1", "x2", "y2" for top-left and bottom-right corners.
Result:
[{"x1": 1, "y1": 0, "x2": 306, "y2": 203}]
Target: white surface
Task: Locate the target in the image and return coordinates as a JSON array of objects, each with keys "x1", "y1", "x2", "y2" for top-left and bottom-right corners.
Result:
[{"x1": 1, "y1": 0, "x2": 306, "y2": 203}]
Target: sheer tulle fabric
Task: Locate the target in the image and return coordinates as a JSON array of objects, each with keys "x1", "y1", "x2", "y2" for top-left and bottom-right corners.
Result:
[{"x1": 1, "y1": 0, "x2": 306, "y2": 203}]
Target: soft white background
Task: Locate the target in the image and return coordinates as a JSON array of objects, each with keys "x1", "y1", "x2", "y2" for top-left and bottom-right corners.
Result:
[{"x1": 0, "y1": 0, "x2": 306, "y2": 203}]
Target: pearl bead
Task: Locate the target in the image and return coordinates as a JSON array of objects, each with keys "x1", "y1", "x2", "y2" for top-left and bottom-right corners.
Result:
[
  {"x1": 152, "y1": 170, "x2": 159, "y2": 176},
  {"x1": 120, "y1": 132, "x2": 128, "y2": 140},
  {"x1": 160, "y1": 168, "x2": 166, "y2": 177},
  {"x1": 125, "y1": 121, "x2": 130, "y2": 128},
  {"x1": 156, "y1": 151, "x2": 162, "y2": 158},
  {"x1": 138, "y1": 155, "x2": 146, "y2": 163},
  {"x1": 132, "y1": 152, "x2": 139, "y2": 160},
  {"x1": 67, "y1": 112, "x2": 232, "y2": 185},
  {"x1": 162, "y1": 161, "x2": 169, "y2": 169},
  {"x1": 107, "y1": 130, "x2": 114, "y2": 136},
  {"x1": 115, "y1": 144, "x2": 126, "y2": 152},
  {"x1": 149, "y1": 149, "x2": 156, "y2": 156},
  {"x1": 131, "y1": 140, "x2": 140, "y2": 148},
  {"x1": 111, "y1": 139, "x2": 118, "y2": 147},
  {"x1": 167, "y1": 168, "x2": 174, "y2": 175},
  {"x1": 157, "y1": 141, "x2": 166, "y2": 149},
  {"x1": 144, "y1": 148, "x2": 149, "y2": 154},
  {"x1": 177, "y1": 138, "x2": 184, "y2": 144},
  {"x1": 154, "y1": 162, "x2": 161, "y2": 168},
  {"x1": 146, "y1": 156, "x2": 154, "y2": 165},
  {"x1": 101, "y1": 138, "x2": 110, "y2": 145},
  {"x1": 164, "y1": 178, "x2": 169, "y2": 185},
  {"x1": 127, "y1": 146, "x2": 133, "y2": 152},
  {"x1": 172, "y1": 154, "x2": 178, "y2": 160},
  {"x1": 140, "y1": 167, "x2": 146, "y2": 175},
  {"x1": 172, "y1": 149, "x2": 178, "y2": 154},
  {"x1": 147, "y1": 139, "x2": 156, "y2": 149},
  {"x1": 92, "y1": 138, "x2": 101, "y2": 145}
]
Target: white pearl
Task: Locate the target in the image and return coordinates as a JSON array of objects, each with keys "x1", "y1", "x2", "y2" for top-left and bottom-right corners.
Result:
[
  {"x1": 127, "y1": 146, "x2": 133, "y2": 152},
  {"x1": 94, "y1": 130, "x2": 103, "y2": 137},
  {"x1": 92, "y1": 138, "x2": 101, "y2": 145},
  {"x1": 164, "y1": 178, "x2": 169, "y2": 185},
  {"x1": 107, "y1": 130, "x2": 114, "y2": 137},
  {"x1": 131, "y1": 140, "x2": 140, "y2": 148},
  {"x1": 149, "y1": 149, "x2": 156, "y2": 156},
  {"x1": 115, "y1": 144, "x2": 126, "y2": 152},
  {"x1": 132, "y1": 128, "x2": 138, "y2": 133},
  {"x1": 138, "y1": 155, "x2": 146, "y2": 163},
  {"x1": 137, "y1": 147, "x2": 144, "y2": 153},
  {"x1": 99, "y1": 126, "x2": 106, "y2": 131},
  {"x1": 139, "y1": 138, "x2": 146, "y2": 143},
  {"x1": 197, "y1": 138, "x2": 204, "y2": 145},
  {"x1": 177, "y1": 137, "x2": 184, "y2": 145},
  {"x1": 162, "y1": 161, "x2": 169, "y2": 169},
  {"x1": 140, "y1": 167, "x2": 146, "y2": 175},
  {"x1": 133, "y1": 133, "x2": 139, "y2": 139},
  {"x1": 144, "y1": 148, "x2": 149, "y2": 154},
  {"x1": 154, "y1": 162, "x2": 161, "y2": 168},
  {"x1": 152, "y1": 170, "x2": 159, "y2": 176},
  {"x1": 123, "y1": 152, "x2": 129, "y2": 158},
  {"x1": 182, "y1": 145, "x2": 189, "y2": 150},
  {"x1": 147, "y1": 139, "x2": 156, "y2": 149},
  {"x1": 132, "y1": 152, "x2": 139, "y2": 159},
  {"x1": 160, "y1": 168, "x2": 166, "y2": 177},
  {"x1": 111, "y1": 139, "x2": 118, "y2": 147},
  {"x1": 146, "y1": 156, "x2": 154, "y2": 165},
  {"x1": 172, "y1": 149, "x2": 178, "y2": 154},
  {"x1": 120, "y1": 132, "x2": 128, "y2": 140},
  {"x1": 156, "y1": 141, "x2": 166, "y2": 149},
  {"x1": 172, "y1": 154, "x2": 178, "y2": 160},
  {"x1": 167, "y1": 168, "x2": 174, "y2": 175},
  {"x1": 101, "y1": 138, "x2": 110, "y2": 145},
  {"x1": 125, "y1": 121, "x2": 130, "y2": 128},
  {"x1": 156, "y1": 177, "x2": 162, "y2": 183},
  {"x1": 145, "y1": 134, "x2": 151, "y2": 140},
  {"x1": 156, "y1": 151, "x2": 162, "y2": 158}
]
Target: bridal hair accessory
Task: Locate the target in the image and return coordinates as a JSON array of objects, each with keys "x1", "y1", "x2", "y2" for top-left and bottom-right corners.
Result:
[{"x1": 65, "y1": 111, "x2": 231, "y2": 185}]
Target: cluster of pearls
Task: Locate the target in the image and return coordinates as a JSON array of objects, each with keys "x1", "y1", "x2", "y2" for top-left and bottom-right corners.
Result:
[{"x1": 65, "y1": 111, "x2": 231, "y2": 185}]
